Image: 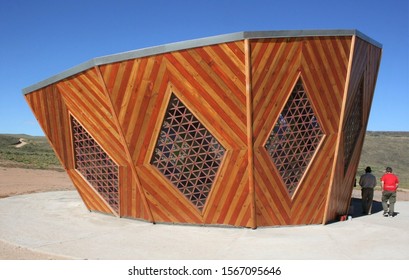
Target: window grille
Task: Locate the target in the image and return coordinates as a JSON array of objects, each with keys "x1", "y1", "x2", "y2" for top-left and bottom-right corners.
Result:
[
  {"x1": 151, "y1": 94, "x2": 225, "y2": 211},
  {"x1": 71, "y1": 116, "x2": 119, "y2": 214},
  {"x1": 265, "y1": 79, "x2": 324, "y2": 196},
  {"x1": 343, "y1": 79, "x2": 363, "y2": 173}
]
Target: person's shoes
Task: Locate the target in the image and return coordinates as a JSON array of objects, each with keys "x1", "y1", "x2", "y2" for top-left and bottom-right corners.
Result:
[
  {"x1": 383, "y1": 212, "x2": 389, "y2": 217},
  {"x1": 389, "y1": 212, "x2": 394, "y2": 217}
]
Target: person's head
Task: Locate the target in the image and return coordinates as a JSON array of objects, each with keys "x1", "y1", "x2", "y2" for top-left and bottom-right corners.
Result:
[
  {"x1": 386, "y1": 167, "x2": 393, "y2": 173},
  {"x1": 365, "y1": 166, "x2": 372, "y2": 173}
]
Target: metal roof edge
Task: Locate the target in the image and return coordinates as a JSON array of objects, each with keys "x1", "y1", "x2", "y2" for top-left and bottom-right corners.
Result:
[
  {"x1": 243, "y1": 29, "x2": 382, "y2": 48},
  {"x1": 243, "y1": 29, "x2": 357, "y2": 38},
  {"x1": 22, "y1": 29, "x2": 381, "y2": 95},
  {"x1": 93, "y1": 31, "x2": 246, "y2": 66},
  {"x1": 22, "y1": 59, "x2": 97, "y2": 95},
  {"x1": 354, "y1": 30, "x2": 382, "y2": 48},
  {"x1": 22, "y1": 32, "x2": 246, "y2": 95}
]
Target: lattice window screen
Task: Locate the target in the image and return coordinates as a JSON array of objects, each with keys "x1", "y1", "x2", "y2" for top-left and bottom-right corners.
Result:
[
  {"x1": 265, "y1": 79, "x2": 324, "y2": 196},
  {"x1": 151, "y1": 94, "x2": 225, "y2": 211},
  {"x1": 71, "y1": 116, "x2": 119, "y2": 214},
  {"x1": 343, "y1": 79, "x2": 363, "y2": 173}
]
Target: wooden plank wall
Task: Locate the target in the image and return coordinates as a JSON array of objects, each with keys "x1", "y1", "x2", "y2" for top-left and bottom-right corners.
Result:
[
  {"x1": 25, "y1": 86, "x2": 73, "y2": 169},
  {"x1": 251, "y1": 37, "x2": 352, "y2": 226},
  {"x1": 24, "y1": 85, "x2": 110, "y2": 214},
  {"x1": 25, "y1": 35, "x2": 381, "y2": 227},
  {"x1": 98, "y1": 41, "x2": 253, "y2": 226},
  {"x1": 324, "y1": 38, "x2": 382, "y2": 222},
  {"x1": 25, "y1": 68, "x2": 150, "y2": 218}
]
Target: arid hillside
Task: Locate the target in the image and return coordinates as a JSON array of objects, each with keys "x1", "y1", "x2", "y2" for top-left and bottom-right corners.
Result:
[{"x1": 1, "y1": 132, "x2": 408, "y2": 188}]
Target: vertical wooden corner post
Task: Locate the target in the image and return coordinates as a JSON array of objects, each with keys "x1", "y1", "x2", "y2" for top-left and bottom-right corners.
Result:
[
  {"x1": 245, "y1": 39, "x2": 257, "y2": 229},
  {"x1": 322, "y1": 36, "x2": 357, "y2": 224}
]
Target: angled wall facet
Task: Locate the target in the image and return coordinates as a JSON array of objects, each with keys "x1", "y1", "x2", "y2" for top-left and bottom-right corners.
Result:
[
  {"x1": 71, "y1": 116, "x2": 120, "y2": 214},
  {"x1": 264, "y1": 78, "x2": 324, "y2": 198},
  {"x1": 324, "y1": 37, "x2": 382, "y2": 222},
  {"x1": 24, "y1": 30, "x2": 382, "y2": 228}
]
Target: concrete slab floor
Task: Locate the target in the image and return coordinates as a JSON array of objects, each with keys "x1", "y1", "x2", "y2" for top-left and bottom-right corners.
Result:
[{"x1": 1, "y1": 191, "x2": 408, "y2": 260}]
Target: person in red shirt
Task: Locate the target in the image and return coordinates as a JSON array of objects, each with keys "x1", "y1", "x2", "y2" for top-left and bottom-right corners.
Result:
[{"x1": 380, "y1": 167, "x2": 399, "y2": 217}]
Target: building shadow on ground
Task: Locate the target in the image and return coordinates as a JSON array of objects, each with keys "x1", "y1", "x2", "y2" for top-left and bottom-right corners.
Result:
[{"x1": 350, "y1": 198, "x2": 383, "y2": 218}]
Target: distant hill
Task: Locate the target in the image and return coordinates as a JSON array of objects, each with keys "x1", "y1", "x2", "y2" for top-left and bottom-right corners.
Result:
[
  {"x1": 357, "y1": 131, "x2": 408, "y2": 189},
  {"x1": 0, "y1": 134, "x2": 62, "y2": 171},
  {"x1": 1, "y1": 132, "x2": 408, "y2": 187}
]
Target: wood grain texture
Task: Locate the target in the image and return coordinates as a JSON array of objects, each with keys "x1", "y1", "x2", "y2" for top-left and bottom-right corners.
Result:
[
  {"x1": 25, "y1": 86, "x2": 73, "y2": 169},
  {"x1": 24, "y1": 35, "x2": 381, "y2": 227},
  {"x1": 324, "y1": 37, "x2": 382, "y2": 222},
  {"x1": 251, "y1": 37, "x2": 352, "y2": 225},
  {"x1": 99, "y1": 42, "x2": 252, "y2": 226},
  {"x1": 67, "y1": 169, "x2": 113, "y2": 214}
]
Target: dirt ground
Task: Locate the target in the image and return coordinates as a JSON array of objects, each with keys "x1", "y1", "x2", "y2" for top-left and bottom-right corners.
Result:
[
  {"x1": 0, "y1": 167, "x2": 408, "y2": 259},
  {"x1": 0, "y1": 167, "x2": 74, "y2": 198}
]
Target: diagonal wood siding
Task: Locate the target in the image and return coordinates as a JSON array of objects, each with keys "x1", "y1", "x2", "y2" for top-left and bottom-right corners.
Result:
[
  {"x1": 25, "y1": 87, "x2": 73, "y2": 169},
  {"x1": 24, "y1": 86, "x2": 112, "y2": 214},
  {"x1": 25, "y1": 34, "x2": 381, "y2": 227},
  {"x1": 325, "y1": 37, "x2": 382, "y2": 222},
  {"x1": 251, "y1": 37, "x2": 352, "y2": 225},
  {"x1": 99, "y1": 41, "x2": 253, "y2": 226}
]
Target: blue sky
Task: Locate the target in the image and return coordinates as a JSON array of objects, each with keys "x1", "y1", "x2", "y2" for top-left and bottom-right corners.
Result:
[{"x1": 1, "y1": 0, "x2": 408, "y2": 135}]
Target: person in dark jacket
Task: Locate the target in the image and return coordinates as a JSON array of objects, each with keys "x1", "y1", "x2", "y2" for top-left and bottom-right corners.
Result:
[{"x1": 359, "y1": 166, "x2": 377, "y2": 215}]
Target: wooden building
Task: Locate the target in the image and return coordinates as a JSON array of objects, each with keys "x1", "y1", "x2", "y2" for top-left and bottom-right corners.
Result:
[{"x1": 23, "y1": 30, "x2": 382, "y2": 228}]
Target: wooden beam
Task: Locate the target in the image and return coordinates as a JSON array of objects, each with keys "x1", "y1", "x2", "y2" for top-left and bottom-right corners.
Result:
[
  {"x1": 245, "y1": 39, "x2": 257, "y2": 229},
  {"x1": 322, "y1": 35, "x2": 356, "y2": 224}
]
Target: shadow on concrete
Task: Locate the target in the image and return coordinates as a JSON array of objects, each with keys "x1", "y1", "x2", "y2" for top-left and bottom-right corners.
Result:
[{"x1": 350, "y1": 198, "x2": 383, "y2": 218}]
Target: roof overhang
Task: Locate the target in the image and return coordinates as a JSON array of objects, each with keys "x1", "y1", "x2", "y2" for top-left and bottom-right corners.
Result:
[{"x1": 22, "y1": 29, "x2": 382, "y2": 95}]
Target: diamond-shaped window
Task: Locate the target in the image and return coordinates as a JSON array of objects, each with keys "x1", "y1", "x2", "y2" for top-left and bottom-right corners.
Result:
[
  {"x1": 71, "y1": 116, "x2": 119, "y2": 214},
  {"x1": 151, "y1": 94, "x2": 225, "y2": 211},
  {"x1": 265, "y1": 78, "x2": 324, "y2": 196}
]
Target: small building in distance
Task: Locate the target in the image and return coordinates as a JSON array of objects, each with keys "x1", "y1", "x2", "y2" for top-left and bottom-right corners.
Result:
[{"x1": 23, "y1": 30, "x2": 382, "y2": 228}]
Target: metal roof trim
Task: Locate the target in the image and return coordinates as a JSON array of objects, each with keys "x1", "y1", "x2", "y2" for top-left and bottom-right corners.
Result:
[
  {"x1": 242, "y1": 30, "x2": 382, "y2": 47},
  {"x1": 22, "y1": 29, "x2": 381, "y2": 95},
  {"x1": 22, "y1": 59, "x2": 96, "y2": 95}
]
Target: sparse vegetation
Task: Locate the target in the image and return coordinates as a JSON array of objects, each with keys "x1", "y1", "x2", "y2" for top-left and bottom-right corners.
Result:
[
  {"x1": 0, "y1": 134, "x2": 62, "y2": 171},
  {"x1": 357, "y1": 131, "x2": 408, "y2": 189},
  {"x1": 1, "y1": 132, "x2": 408, "y2": 187}
]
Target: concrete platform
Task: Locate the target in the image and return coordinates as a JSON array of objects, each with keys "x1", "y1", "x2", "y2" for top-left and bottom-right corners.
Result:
[{"x1": 1, "y1": 191, "x2": 408, "y2": 260}]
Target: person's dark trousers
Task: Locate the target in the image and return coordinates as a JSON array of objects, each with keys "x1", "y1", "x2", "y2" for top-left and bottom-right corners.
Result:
[
  {"x1": 361, "y1": 188, "x2": 374, "y2": 214},
  {"x1": 382, "y1": 191, "x2": 397, "y2": 216}
]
